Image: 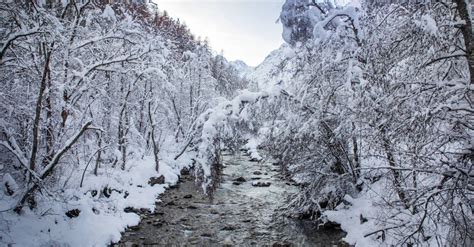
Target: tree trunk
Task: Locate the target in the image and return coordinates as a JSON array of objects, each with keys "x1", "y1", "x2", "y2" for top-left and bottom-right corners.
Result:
[
  {"x1": 454, "y1": 0, "x2": 473, "y2": 86},
  {"x1": 94, "y1": 132, "x2": 102, "y2": 176},
  {"x1": 148, "y1": 101, "x2": 160, "y2": 172},
  {"x1": 44, "y1": 61, "x2": 54, "y2": 167},
  {"x1": 352, "y1": 123, "x2": 360, "y2": 178},
  {"x1": 171, "y1": 97, "x2": 184, "y2": 142},
  {"x1": 118, "y1": 79, "x2": 131, "y2": 171},
  {"x1": 381, "y1": 130, "x2": 408, "y2": 209},
  {"x1": 29, "y1": 47, "x2": 52, "y2": 177}
]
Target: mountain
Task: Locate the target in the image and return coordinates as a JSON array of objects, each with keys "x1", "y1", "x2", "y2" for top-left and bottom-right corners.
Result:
[
  {"x1": 229, "y1": 60, "x2": 253, "y2": 78},
  {"x1": 246, "y1": 44, "x2": 298, "y2": 90}
]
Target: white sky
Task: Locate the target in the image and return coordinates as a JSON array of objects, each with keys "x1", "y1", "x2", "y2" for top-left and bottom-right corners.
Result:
[{"x1": 153, "y1": 0, "x2": 285, "y2": 66}]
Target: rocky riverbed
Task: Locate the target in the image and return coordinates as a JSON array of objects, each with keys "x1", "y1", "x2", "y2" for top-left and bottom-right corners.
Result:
[{"x1": 115, "y1": 152, "x2": 346, "y2": 246}]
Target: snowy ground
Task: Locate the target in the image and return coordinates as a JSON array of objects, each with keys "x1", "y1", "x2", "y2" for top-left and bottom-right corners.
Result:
[
  {"x1": 324, "y1": 182, "x2": 385, "y2": 246},
  {"x1": 0, "y1": 141, "x2": 193, "y2": 246}
]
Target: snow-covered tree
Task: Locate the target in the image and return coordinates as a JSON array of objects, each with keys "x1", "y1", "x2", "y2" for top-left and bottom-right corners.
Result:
[
  {"x1": 267, "y1": 0, "x2": 473, "y2": 245},
  {"x1": 0, "y1": 0, "x2": 245, "y2": 215}
]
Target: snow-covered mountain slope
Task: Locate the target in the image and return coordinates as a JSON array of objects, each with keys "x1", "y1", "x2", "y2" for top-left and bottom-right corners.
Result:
[
  {"x1": 229, "y1": 60, "x2": 253, "y2": 78},
  {"x1": 246, "y1": 44, "x2": 298, "y2": 90}
]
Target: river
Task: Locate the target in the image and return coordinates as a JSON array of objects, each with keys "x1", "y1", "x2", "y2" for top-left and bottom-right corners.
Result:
[{"x1": 116, "y1": 152, "x2": 346, "y2": 246}]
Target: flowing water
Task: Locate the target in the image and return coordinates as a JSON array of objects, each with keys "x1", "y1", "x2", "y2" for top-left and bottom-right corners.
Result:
[{"x1": 116, "y1": 152, "x2": 346, "y2": 246}]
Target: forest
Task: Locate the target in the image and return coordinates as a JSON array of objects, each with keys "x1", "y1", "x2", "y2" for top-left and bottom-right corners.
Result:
[{"x1": 0, "y1": 0, "x2": 472, "y2": 246}]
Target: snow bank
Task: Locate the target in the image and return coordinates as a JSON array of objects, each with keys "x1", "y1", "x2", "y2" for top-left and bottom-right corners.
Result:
[
  {"x1": 324, "y1": 184, "x2": 382, "y2": 246},
  {"x1": 0, "y1": 147, "x2": 193, "y2": 246},
  {"x1": 324, "y1": 176, "x2": 456, "y2": 246}
]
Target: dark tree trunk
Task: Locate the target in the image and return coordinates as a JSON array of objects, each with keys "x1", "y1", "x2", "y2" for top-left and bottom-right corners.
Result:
[
  {"x1": 454, "y1": 0, "x2": 473, "y2": 86},
  {"x1": 381, "y1": 130, "x2": 408, "y2": 209},
  {"x1": 30, "y1": 47, "x2": 52, "y2": 176}
]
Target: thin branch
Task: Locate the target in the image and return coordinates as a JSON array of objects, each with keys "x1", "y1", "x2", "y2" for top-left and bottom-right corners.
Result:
[
  {"x1": 0, "y1": 29, "x2": 41, "y2": 62},
  {"x1": 40, "y1": 121, "x2": 93, "y2": 179},
  {"x1": 423, "y1": 54, "x2": 467, "y2": 67}
]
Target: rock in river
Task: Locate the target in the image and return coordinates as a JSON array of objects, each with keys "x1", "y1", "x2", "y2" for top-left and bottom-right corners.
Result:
[
  {"x1": 233, "y1": 177, "x2": 246, "y2": 182},
  {"x1": 251, "y1": 181, "x2": 271, "y2": 187}
]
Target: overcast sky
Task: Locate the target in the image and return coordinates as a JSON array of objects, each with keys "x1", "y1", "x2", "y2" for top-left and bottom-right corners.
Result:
[{"x1": 153, "y1": 0, "x2": 285, "y2": 66}]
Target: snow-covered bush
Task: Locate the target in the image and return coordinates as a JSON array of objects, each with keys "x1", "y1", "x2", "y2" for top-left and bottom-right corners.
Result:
[{"x1": 252, "y1": 0, "x2": 473, "y2": 245}]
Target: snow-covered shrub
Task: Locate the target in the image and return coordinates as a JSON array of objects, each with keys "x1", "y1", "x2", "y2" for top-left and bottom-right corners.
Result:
[{"x1": 270, "y1": 0, "x2": 473, "y2": 245}]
